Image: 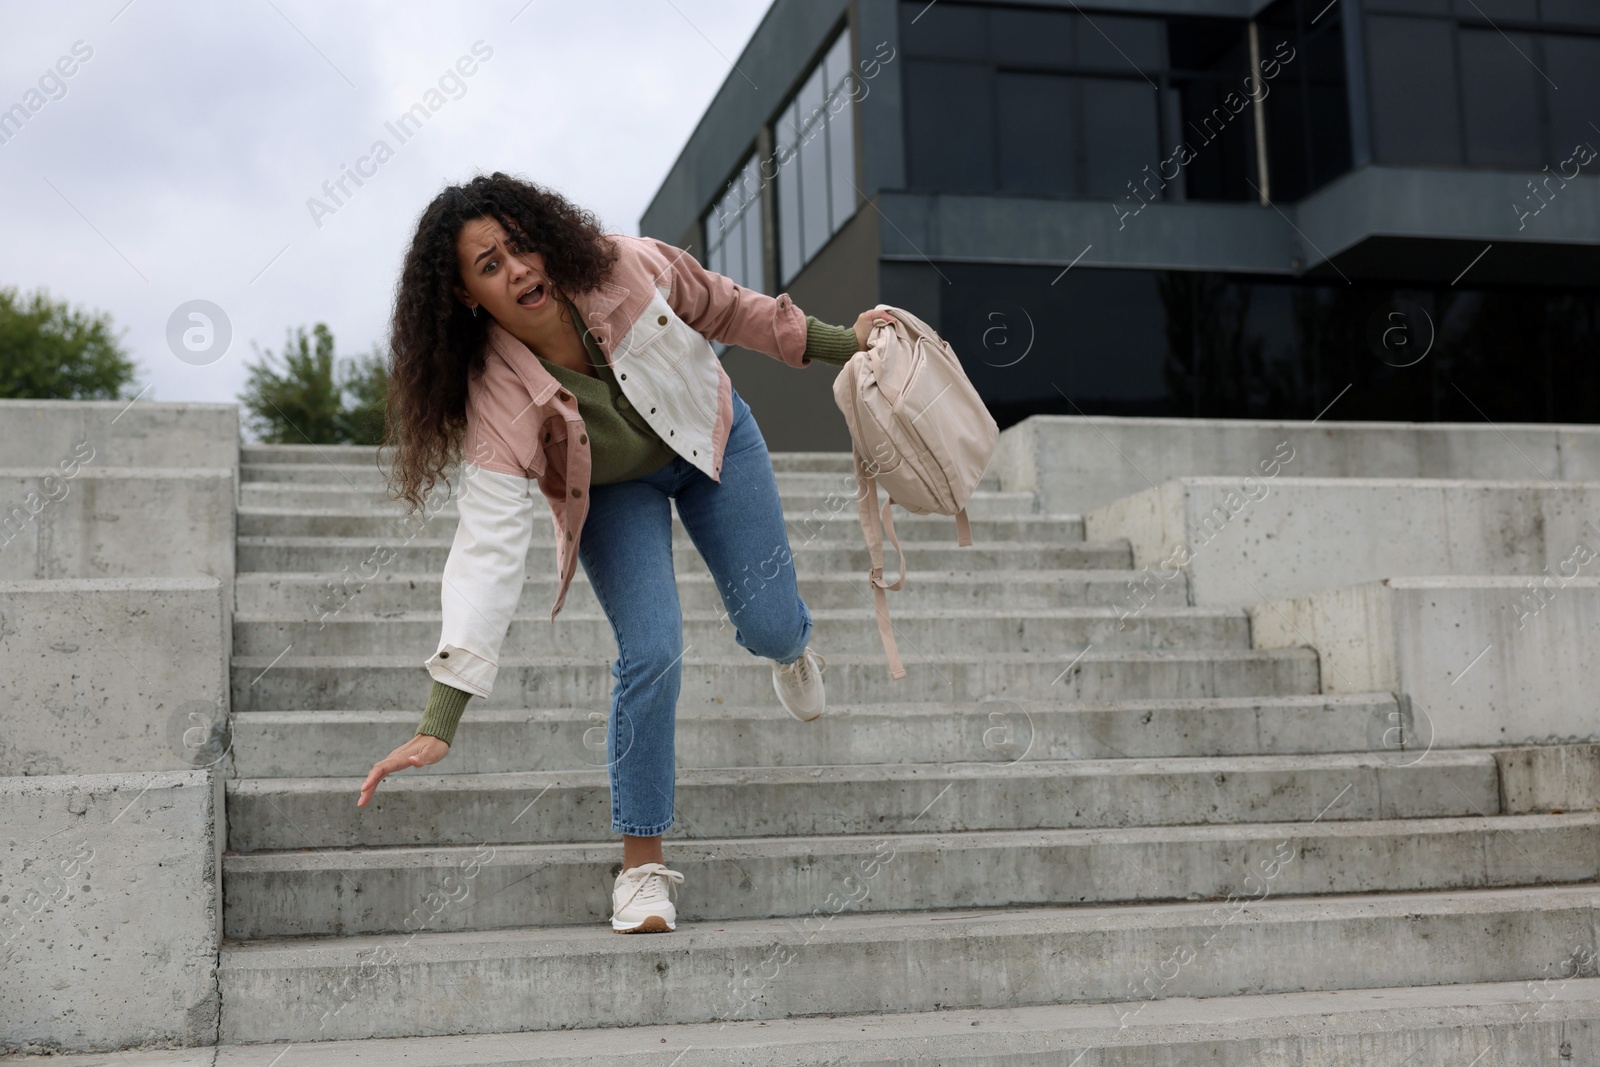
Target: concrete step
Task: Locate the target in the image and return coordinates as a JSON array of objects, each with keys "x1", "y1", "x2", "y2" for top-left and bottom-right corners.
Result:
[
  {"x1": 235, "y1": 567, "x2": 1181, "y2": 614},
  {"x1": 235, "y1": 505, "x2": 1078, "y2": 542},
  {"x1": 236, "y1": 535, "x2": 1126, "y2": 574},
  {"x1": 222, "y1": 813, "x2": 1600, "y2": 939},
  {"x1": 230, "y1": 648, "x2": 1322, "y2": 712},
  {"x1": 238, "y1": 482, "x2": 1042, "y2": 516},
  {"x1": 230, "y1": 693, "x2": 1401, "y2": 777},
  {"x1": 44, "y1": 978, "x2": 1600, "y2": 1065},
  {"x1": 224, "y1": 750, "x2": 1497, "y2": 850},
  {"x1": 238, "y1": 463, "x2": 1006, "y2": 493},
  {"x1": 214, "y1": 884, "x2": 1600, "y2": 1043},
  {"x1": 240, "y1": 446, "x2": 863, "y2": 472},
  {"x1": 231, "y1": 607, "x2": 1251, "y2": 658}
]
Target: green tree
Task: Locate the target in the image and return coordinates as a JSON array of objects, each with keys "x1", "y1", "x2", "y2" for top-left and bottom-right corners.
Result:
[
  {"x1": 335, "y1": 344, "x2": 389, "y2": 445},
  {"x1": 0, "y1": 285, "x2": 139, "y2": 399},
  {"x1": 240, "y1": 323, "x2": 389, "y2": 445}
]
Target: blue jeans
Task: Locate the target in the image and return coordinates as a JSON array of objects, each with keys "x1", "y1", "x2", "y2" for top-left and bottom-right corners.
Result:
[{"x1": 577, "y1": 387, "x2": 814, "y2": 836}]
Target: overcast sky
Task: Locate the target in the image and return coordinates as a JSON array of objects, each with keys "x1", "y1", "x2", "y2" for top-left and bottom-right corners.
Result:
[{"x1": 0, "y1": 0, "x2": 770, "y2": 407}]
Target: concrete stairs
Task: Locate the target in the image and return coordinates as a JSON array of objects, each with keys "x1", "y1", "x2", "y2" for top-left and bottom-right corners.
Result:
[{"x1": 213, "y1": 444, "x2": 1600, "y2": 1060}]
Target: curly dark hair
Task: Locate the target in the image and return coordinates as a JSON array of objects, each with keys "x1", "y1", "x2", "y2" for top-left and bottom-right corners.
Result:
[{"x1": 380, "y1": 171, "x2": 620, "y2": 513}]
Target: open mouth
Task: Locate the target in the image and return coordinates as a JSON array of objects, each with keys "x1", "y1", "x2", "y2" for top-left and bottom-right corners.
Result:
[{"x1": 516, "y1": 282, "x2": 548, "y2": 309}]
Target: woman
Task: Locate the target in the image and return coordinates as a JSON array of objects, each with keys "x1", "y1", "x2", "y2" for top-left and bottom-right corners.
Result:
[{"x1": 355, "y1": 172, "x2": 892, "y2": 934}]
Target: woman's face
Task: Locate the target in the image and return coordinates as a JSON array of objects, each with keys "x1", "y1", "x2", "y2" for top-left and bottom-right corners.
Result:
[{"x1": 452, "y1": 215, "x2": 560, "y2": 327}]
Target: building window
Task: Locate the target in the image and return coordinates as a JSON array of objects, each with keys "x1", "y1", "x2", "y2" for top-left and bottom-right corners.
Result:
[
  {"x1": 1256, "y1": 0, "x2": 1354, "y2": 200},
  {"x1": 775, "y1": 25, "x2": 859, "y2": 287},
  {"x1": 1362, "y1": 2, "x2": 1600, "y2": 169},
  {"x1": 992, "y1": 72, "x2": 1163, "y2": 199},
  {"x1": 905, "y1": 58, "x2": 994, "y2": 192},
  {"x1": 903, "y1": 2, "x2": 1179, "y2": 198},
  {"x1": 704, "y1": 151, "x2": 765, "y2": 294},
  {"x1": 1365, "y1": 14, "x2": 1463, "y2": 163},
  {"x1": 930, "y1": 259, "x2": 1600, "y2": 428},
  {"x1": 899, "y1": 1, "x2": 1334, "y2": 204}
]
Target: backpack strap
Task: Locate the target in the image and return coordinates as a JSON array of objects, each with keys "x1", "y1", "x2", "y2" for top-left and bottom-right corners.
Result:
[
  {"x1": 954, "y1": 506, "x2": 972, "y2": 547},
  {"x1": 852, "y1": 441, "x2": 908, "y2": 680},
  {"x1": 877, "y1": 493, "x2": 907, "y2": 592}
]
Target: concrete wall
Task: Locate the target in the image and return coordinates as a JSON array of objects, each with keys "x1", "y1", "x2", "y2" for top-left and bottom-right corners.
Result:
[
  {"x1": 1085, "y1": 477, "x2": 1600, "y2": 608},
  {"x1": 1002, "y1": 415, "x2": 1600, "y2": 516},
  {"x1": 1250, "y1": 577, "x2": 1600, "y2": 749},
  {"x1": 0, "y1": 400, "x2": 238, "y2": 1053},
  {"x1": 1297, "y1": 167, "x2": 1600, "y2": 280},
  {"x1": 0, "y1": 468, "x2": 234, "y2": 588},
  {"x1": 730, "y1": 205, "x2": 879, "y2": 453},
  {"x1": 0, "y1": 401, "x2": 237, "y2": 470},
  {"x1": 876, "y1": 172, "x2": 1600, "y2": 285},
  {"x1": 876, "y1": 190, "x2": 1294, "y2": 275},
  {"x1": 0, "y1": 578, "x2": 231, "y2": 777},
  {"x1": 0, "y1": 770, "x2": 223, "y2": 1054}
]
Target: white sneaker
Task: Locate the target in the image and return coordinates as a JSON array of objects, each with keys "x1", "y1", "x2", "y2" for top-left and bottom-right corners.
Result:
[
  {"x1": 611, "y1": 862, "x2": 685, "y2": 933},
  {"x1": 772, "y1": 645, "x2": 827, "y2": 722}
]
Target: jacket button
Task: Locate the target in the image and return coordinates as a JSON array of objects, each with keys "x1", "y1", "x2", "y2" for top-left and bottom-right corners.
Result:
[
  {"x1": 619, "y1": 373, "x2": 626, "y2": 380},
  {"x1": 559, "y1": 391, "x2": 571, "y2": 402},
  {"x1": 579, "y1": 433, "x2": 587, "y2": 445},
  {"x1": 650, "y1": 407, "x2": 656, "y2": 413},
  {"x1": 669, "y1": 429, "x2": 674, "y2": 435},
  {"x1": 571, "y1": 487, "x2": 582, "y2": 498},
  {"x1": 692, "y1": 449, "x2": 697, "y2": 455},
  {"x1": 440, "y1": 651, "x2": 449, "y2": 659},
  {"x1": 657, "y1": 314, "x2": 668, "y2": 325},
  {"x1": 618, "y1": 396, "x2": 630, "y2": 410}
]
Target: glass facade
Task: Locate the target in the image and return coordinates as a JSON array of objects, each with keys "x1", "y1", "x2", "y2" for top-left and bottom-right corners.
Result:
[
  {"x1": 1257, "y1": 0, "x2": 1354, "y2": 201},
  {"x1": 933, "y1": 261, "x2": 1600, "y2": 428},
  {"x1": 1362, "y1": 0, "x2": 1600, "y2": 167},
  {"x1": 899, "y1": 0, "x2": 1354, "y2": 205},
  {"x1": 684, "y1": 2, "x2": 1600, "y2": 427},
  {"x1": 704, "y1": 152, "x2": 765, "y2": 294},
  {"x1": 775, "y1": 25, "x2": 860, "y2": 286}
]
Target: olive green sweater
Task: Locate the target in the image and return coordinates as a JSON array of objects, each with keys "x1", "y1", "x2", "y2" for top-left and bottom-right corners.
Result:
[{"x1": 415, "y1": 312, "x2": 862, "y2": 746}]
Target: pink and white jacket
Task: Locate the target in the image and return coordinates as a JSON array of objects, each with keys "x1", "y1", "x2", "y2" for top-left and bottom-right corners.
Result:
[{"x1": 425, "y1": 233, "x2": 817, "y2": 698}]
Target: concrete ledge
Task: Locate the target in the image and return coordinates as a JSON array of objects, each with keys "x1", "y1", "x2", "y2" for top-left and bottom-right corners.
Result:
[
  {"x1": 0, "y1": 769, "x2": 222, "y2": 1055},
  {"x1": 0, "y1": 400, "x2": 237, "y2": 469},
  {"x1": 997, "y1": 414, "x2": 1600, "y2": 514},
  {"x1": 1250, "y1": 577, "x2": 1600, "y2": 748},
  {"x1": 1085, "y1": 477, "x2": 1600, "y2": 607},
  {"x1": 0, "y1": 468, "x2": 234, "y2": 587},
  {"x1": 0, "y1": 578, "x2": 230, "y2": 776},
  {"x1": 1498, "y1": 743, "x2": 1600, "y2": 815},
  {"x1": 10, "y1": 979, "x2": 1600, "y2": 1065}
]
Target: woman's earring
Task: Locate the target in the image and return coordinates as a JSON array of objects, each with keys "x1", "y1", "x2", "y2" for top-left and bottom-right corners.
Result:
[{"x1": 470, "y1": 304, "x2": 479, "y2": 318}]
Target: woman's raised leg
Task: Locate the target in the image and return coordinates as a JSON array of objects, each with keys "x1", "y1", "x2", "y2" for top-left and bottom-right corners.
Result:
[{"x1": 673, "y1": 389, "x2": 814, "y2": 666}]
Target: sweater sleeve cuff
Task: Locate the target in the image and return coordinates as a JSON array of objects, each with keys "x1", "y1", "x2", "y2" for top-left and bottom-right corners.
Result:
[
  {"x1": 803, "y1": 316, "x2": 861, "y2": 367},
  {"x1": 416, "y1": 680, "x2": 473, "y2": 747}
]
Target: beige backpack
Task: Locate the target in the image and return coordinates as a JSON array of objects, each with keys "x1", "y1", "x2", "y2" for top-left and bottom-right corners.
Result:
[{"x1": 830, "y1": 304, "x2": 1000, "y2": 679}]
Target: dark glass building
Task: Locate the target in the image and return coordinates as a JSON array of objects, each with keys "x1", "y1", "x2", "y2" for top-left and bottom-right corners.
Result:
[{"x1": 641, "y1": 0, "x2": 1600, "y2": 451}]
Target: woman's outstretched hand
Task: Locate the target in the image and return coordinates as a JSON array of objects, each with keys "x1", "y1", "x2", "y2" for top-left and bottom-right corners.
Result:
[
  {"x1": 358, "y1": 733, "x2": 449, "y2": 806},
  {"x1": 853, "y1": 309, "x2": 895, "y2": 351}
]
